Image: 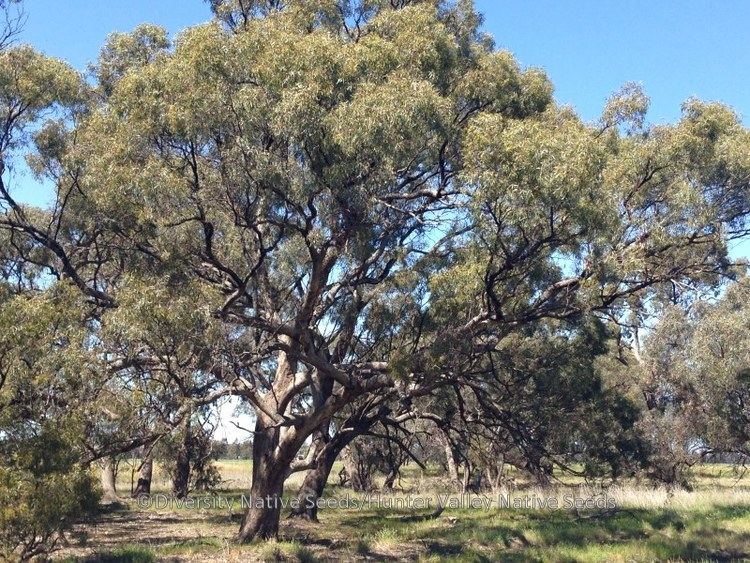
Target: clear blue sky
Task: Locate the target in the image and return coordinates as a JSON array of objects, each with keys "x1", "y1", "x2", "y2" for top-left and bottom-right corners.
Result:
[{"x1": 12, "y1": 0, "x2": 750, "y2": 258}]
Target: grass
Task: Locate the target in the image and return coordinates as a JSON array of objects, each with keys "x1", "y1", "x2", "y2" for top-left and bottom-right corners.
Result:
[
  {"x1": 57, "y1": 462, "x2": 750, "y2": 562},
  {"x1": 61, "y1": 545, "x2": 156, "y2": 562}
]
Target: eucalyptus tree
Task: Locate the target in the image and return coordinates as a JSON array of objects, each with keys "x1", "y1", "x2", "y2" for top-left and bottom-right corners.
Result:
[
  {"x1": 433, "y1": 317, "x2": 647, "y2": 488},
  {"x1": 12, "y1": 0, "x2": 551, "y2": 540},
  {"x1": 0, "y1": 0, "x2": 749, "y2": 544},
  {"x1": 0, "y1": 18, "x2": 227, "y2": 470},
  {"x1": 687, "y1": 279, "x2": 750, "y2": 458},
  {"x1": 634, "y1": 278, "x2": 750, "y2": 486}
]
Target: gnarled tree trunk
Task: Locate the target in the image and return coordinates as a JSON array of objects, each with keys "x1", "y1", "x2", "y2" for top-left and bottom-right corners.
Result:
[{"x1": 237, "y1": 341, "x2": 359, "y2": 542}]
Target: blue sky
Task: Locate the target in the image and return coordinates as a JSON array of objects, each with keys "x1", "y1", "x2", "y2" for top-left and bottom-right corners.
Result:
[
  {"x1": 476, "y1": 0, "x2": 750, "y2": 127},
  {"x1": 12, "y1": 0, "x2": 750, "y2": 258}
]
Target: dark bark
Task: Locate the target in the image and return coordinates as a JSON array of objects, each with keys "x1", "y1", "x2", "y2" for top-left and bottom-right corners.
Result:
[
  {"x1": 237, "y1": 417, "x2": 291, "y2": 541},
  {"x1": 524, "y1": 453, "x2": 553, "y2": 487},
  {"x1": 291, "y1": 405, "x2": 391, "y2": 519},
  {"x1": 290, "y1": 446, "x2": 337, "y2": 521},
  {"x1": 290, "y1": 434, "x2": 352, "y2": 521},
  {"x1": 172, "y1": 417, "x2": 191, "y2": 499},
  {"x1": 383, "y1": 468, "x2": 398, "y2": 490},
  {"x1": 133, "y1": 452, "x2": 153, "y2": 497},
  {"x1": 530, "y1": 464, "x2": 553, "y2": 487}
]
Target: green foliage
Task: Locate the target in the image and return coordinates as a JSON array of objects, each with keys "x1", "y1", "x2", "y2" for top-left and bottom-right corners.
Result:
[
  {"x1": 0, "y1": 46, "x2": 84, "y2": 152},
  {"x1": 0, "y1": 286, "x2": 100, "y2": 560},
  {"x1": 91, "y1": 24, "x2": 170, "y2": 97},
  {"x1": 628, "y1": 278, "x2": 750, "y2": 487},
  {"x1": 0, "y1": 431, "x2": 99, "y2": 561}
]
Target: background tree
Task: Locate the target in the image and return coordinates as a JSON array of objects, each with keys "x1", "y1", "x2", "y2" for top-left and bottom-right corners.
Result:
[{"x1": 631, "y1": 278, "x2": 750, "y2": 487}]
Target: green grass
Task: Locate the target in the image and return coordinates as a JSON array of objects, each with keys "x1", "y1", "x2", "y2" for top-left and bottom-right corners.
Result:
[
  {"x1": 343, "y1": 505, "x2": 750, "y2": 561},
  {"x1": 61, "y1": 545, "x2": 156, "y2": 563},
  {"x1": 58, "y1": 462, "x2": 750, "y2": 562}
]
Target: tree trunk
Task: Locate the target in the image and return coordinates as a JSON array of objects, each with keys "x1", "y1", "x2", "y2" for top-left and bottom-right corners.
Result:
[
  {"x1": 382, "y1": 470, "x2": 397, "y2": 491},
  {"x1": 381, "y1": 447, "x2": 406, "y2": 491},
  {"x1": 343, "y1": 445, "x2": 373, "y2": 492},
  {"x1": 238, "y1": 417, "x2": 290, "y2": 541},
  {"x1": 290, "y1": 446, "x2": 337, "y2": 521},
  {"x1": 290, "y1": 405, "x2": 385, "y2": 520},
  {"x1": 290, "y1": 433, "x2": 352, "y2": 521},
  {"x1": 525, "y1": 453, "x2": 553, "y2": 487},
  {"x1": 486, "y1": 454, "x2": 504, "y2": 492},
  {"x1": 461, "y1": 461, "x2": 472, "y2": 493},
  {"x1": 100, "y1": 456, "x2": 117, "y2": 499},
  {"x1": 172, "y1": 417, "x2": 191, "y2": 498},
  {"x1": 133, "y1": 452, "x2": 153, "y2": 497},
  {"x1": 531, "y1": 468, "x2": 552, "y2": 487},
  {"x1": 440, "y1": 429, "x2": 461, "y2": 491}
]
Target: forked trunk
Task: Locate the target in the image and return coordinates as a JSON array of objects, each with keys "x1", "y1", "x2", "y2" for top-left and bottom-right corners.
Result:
[{"x1": 238, "y1": 417, "x2": 294, "y2": 541}]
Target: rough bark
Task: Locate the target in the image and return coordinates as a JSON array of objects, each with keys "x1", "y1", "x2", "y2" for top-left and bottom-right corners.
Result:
[
  {"x1": 133, "y1": 452, "x2": 153, "y2": 497},
  {"x1": 172, "y1": 417, "x2": 191, "y2": 499},
  {"x1": 290, "y1": 432, "x2": 353, "y2": 521},
  {"x1": 440, "y1": 429, "x2": 461, "y2": 491},
  {"x1": 529, "y1": 463, "x2": 553, "y2": 487},
  {"x1": 237, "y1": 417, "x2": 290, "y2": 541},
  {"x1": 461, "y1": 461, "x2": 471, "y2": 493},
  {"x1": 523, "y1": 452, "x2": 553, "y2": 487},
  {"x1": 382, "y1": 468, "x2": 398, "y2": 490},
  {"x1": 237, "y1": 340, "x2": 360, "y2": 541},
  {"x1": 290, "y1": 445, "x2": 338, "y2": 521},
  {"x1": 343, "y1": 445, "x2": 374, "y2": 492}
]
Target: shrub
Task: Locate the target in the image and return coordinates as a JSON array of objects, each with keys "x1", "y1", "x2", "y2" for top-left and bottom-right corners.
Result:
[{"x1": 0, "y1": 427, "x2": 100, "y2": 561}]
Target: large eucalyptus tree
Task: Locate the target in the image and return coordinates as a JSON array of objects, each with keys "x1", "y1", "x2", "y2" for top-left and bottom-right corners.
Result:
[{"x1": 1, "y1": 0, "x2": 749, "y2": 542}]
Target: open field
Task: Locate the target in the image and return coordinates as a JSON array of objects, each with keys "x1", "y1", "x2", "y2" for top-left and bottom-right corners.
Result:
[{"x1": 53, "y1": 462, "x2": 750, "y2": 562}]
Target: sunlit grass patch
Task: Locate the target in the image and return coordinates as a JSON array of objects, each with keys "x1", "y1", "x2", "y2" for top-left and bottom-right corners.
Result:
[
  {"x1": 255, "y1": 540, "x2": 318, "y2": 562},
  {"x1": 156, "y1": 536, "x2": 225, "y2": 556},
  {"x1": 61, "y1": 545, "x2": 156, "y2": 563}
]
